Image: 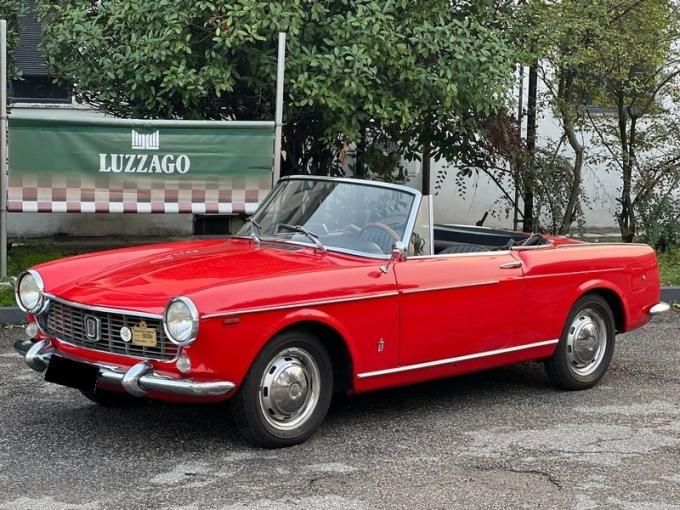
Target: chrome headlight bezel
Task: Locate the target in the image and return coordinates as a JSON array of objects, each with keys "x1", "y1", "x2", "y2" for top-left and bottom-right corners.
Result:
[
  {"x1": 15, "y1": 269, "x2": 45, "y2": 314},
  {"x1": 163, "y1": 296, "x2": 199, "y2": 346}
]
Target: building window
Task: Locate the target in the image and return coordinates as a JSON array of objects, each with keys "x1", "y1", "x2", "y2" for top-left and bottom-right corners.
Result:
[
  {"x1": 10, "y1": 76, "x2": 70, "y2": 104},
  {"x1": 10, "y1": 0, "x2": 71, "y2": 104}
]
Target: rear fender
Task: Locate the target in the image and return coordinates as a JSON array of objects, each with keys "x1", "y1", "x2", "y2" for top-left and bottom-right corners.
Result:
[{"x1": 574, "y1": 279, "x2": 629, "y2": 332}]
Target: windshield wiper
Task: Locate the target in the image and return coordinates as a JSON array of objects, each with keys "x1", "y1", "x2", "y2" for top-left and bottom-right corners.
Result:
[
  {"x1": 244, "y1": 217, "x2": 263, "y2": 243},
  {"x1": 278, "y1": 224, "x2": 326, "y2": 251}
]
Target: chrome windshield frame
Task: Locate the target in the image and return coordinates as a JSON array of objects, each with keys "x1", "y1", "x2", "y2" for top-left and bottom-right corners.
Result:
[{"x1": 239, "y1": 175, "x2": 423, "y2": 260}]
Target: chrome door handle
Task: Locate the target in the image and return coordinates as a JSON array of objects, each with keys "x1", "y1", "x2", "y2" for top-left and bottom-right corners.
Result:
[{"x1": 500, "y1": 261, "x2": 522, "y2": 269}]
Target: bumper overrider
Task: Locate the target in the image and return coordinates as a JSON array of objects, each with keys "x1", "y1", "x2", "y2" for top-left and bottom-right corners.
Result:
[
  {"x1": 649, "y1": 302, "x2": 671, "y2": 315},
  {"x1": 14, "y1": 338, "x2": 236, "y2": 398}
]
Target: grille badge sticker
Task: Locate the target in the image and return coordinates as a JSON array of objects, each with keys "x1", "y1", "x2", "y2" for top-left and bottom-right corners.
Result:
[{"x1": 120, "y1": 327, "x2": 132, "y2": 343}]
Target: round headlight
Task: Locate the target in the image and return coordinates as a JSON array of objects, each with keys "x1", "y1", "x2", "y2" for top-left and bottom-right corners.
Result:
[
  {"x1": 15, "y1": 270, "x2": 45, "y2": 313},
  {"x1": 163, "y1": 297, "x2": 199, "y2": 346}
]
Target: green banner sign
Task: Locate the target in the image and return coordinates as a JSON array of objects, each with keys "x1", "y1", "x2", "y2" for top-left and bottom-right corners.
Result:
[{"x1": 8, "y1": 113, "x2": 275, "y2": 214}]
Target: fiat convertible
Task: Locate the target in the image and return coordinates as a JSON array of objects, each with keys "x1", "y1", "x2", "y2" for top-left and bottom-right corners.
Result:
[{"x1": 14, "y1": 176, "x2": 669, "y2": 447}]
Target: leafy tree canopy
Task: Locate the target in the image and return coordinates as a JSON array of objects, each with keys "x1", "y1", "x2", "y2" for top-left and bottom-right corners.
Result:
[
  {"x1": 517, "y1": 0, "x2": 676, "y2": 114},
  {"x1": 39, "y1": 0, "x2": 515, "y2": 174},
  {"x1": 0, "y1": 0, "x2": 25, "y2": 80}
]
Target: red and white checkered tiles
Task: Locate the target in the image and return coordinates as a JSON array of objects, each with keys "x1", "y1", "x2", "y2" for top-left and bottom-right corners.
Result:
[{"x1": 7, "y1": 174, "x2": 271, "y2": 214}]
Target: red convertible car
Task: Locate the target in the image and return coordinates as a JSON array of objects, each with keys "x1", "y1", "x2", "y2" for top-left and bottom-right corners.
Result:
[{"x1": 14, "y1": 176, "x2": 669, "y2": 447}]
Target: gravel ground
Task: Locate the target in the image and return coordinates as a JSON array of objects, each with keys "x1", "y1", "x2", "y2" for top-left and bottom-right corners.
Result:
[{"x1": 0, "y1": 313, "x2": 679, "y2": 510}]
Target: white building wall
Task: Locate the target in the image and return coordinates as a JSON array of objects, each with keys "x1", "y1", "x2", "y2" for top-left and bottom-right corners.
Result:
[{"x1": 424, "y1": 78, "x2": 624, "y2": 231}]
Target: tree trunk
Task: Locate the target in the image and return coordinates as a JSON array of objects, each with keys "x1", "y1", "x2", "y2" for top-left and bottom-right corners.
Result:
[
  {"x1": 617, "y1": 97, "x2": 636, "y2": 243},
  {"x1": 558, "y1": 118, "x2": 584, "y2": 235},
  {"x1": 356, "y1": 124, "x2": 368, "y2": 178},
  {"x1": 523, "y1": 65, "x2": 538, "y2": 232}
]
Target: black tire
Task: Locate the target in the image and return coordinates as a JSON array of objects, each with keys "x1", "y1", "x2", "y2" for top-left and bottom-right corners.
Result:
[
  {"x1": 545, "y1": 294, "x2": 616, "y2": 390},
  {"x1": 80, "y1": 387, "x2": 143, "y2": 407},
  {"x1": 230, "y1": 329, "x2": 333, "y2": 448}
]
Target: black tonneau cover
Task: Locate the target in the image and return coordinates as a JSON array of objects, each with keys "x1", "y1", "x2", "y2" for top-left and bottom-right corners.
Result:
[{"x1": 434, "y1": 224, "x2": 529, "y2": 249}]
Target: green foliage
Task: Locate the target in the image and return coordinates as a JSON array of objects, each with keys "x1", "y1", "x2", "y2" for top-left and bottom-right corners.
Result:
[
  {"x1": 637, "y1": 175, "x2": 680, "y2": 250},
  {"x1": 38, "y1": 0, "x2": 514, "y2": 175},
  {"x1": 574, "y1": 0, "x2": 680, "y2": 242},
  {"x1": 360, "y1": 144, "x2": 406, "y2": 184},
  {"x1": 0, "y1": 0, "x2": 25, "y2": 80},
  {"x1": 657, "y1": 247, "x2": 680, "y2": 286},
  {"x1": 500, "y1": 0, "x2": 680, "y2": 237},
  {"x1": 0, "y1": 245, "x2": 69, "y2": 306}
]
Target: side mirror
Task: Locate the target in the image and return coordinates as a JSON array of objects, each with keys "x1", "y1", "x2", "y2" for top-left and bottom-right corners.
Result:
[{"x1": 381, "y1": 241, "x2": 407, "y2": 273}]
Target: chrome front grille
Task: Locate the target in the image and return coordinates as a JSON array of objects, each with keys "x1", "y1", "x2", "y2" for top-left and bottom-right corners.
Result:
[{"x1": 42, "y1": 300, "x2": 177, "y2": 361}]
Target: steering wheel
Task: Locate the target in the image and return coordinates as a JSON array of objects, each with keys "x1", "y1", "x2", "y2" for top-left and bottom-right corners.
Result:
[{"x1": 359, "y1": 223, "x2": 401, "y2": 243}]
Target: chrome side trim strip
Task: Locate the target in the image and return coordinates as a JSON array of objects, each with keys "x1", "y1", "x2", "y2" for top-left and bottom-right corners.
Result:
[
  {"x1": 202, "y1": 291, "x2": 400, "y2": 319},
  {"x1": 356, "y1": 339, "x2": 560, "y2": 379},
  {"x1": 556, "y1": 242, "x2": 649, "y2": 248},
  {"x1": 43, "y1": 294, "x2": 163, "y2": 319},
  {"x1": 522, "y1": 267, "x2": 625, "y2": 280},
  {"x1": 400, "y1": 280, "x2": 499, "y2": 295},
  {"x1": 408, "y1": 250, "x2": 512, "y2": 260}
]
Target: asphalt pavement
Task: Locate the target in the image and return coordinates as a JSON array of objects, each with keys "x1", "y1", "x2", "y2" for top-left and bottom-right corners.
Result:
[{"x1": 1, "y1": 313, "x2": 679, "y2": 510}]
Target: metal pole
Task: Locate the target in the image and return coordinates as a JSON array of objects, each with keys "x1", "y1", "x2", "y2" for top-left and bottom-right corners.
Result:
[
  {"x1": 0, "y1": 20, "x2": 8, "y2": 278},
  {"x1": 513, "y1": 64, "x2": 524, "y2": 232},
  {"x1": 272, "y1": 32, "x2": 286, "y2": 184}
]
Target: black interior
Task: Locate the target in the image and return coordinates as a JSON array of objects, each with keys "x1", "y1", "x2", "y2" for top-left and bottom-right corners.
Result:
[{"x1": 433, "y1": 224, "x2": 543, "y2": 255}]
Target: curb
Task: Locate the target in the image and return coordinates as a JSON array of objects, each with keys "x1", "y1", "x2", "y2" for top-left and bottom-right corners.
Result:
[
  {"x1": 1, "y1": 289, "x2": 678, "y2": 326},
  {"x1": 661, "y1": 287, "x2": 680, "y2": 303},
  {"x1": 0, "y1": 307, "x2": 26, "y2": 325}
]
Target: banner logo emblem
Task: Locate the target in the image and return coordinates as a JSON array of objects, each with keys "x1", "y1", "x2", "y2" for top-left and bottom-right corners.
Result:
[{"x1": 131, "y1": 130, "x2": 160, "y2": 151}]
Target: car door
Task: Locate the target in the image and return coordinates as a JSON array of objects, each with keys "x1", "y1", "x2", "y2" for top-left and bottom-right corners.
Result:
[{"x1": 394, "y1": 252, "x2": 525, "y2": 366}]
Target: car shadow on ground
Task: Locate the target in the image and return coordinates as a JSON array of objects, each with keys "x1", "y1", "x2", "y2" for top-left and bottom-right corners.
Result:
[
  {"x1": 330, "y1": 361, "x2": 553, "y2": 416},
  {"x1": 32, "y1": 361, "x2": 556, "y2": 452}
]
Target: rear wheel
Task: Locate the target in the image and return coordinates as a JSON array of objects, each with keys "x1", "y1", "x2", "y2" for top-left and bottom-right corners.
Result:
[
  {"x1": 545, "y1": 294, "x2": 616, "y2": 390},
  {"x1": 231, "y1": 329, "x2": 333, "y2": 448}
]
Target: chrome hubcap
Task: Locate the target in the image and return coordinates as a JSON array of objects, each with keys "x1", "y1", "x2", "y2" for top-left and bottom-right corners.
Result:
[
  {"x1": 259, "y1": 347, "x2": 320, "y2": 431},
  {"x1": 566, "y1": 308, "x2": 607, "y2": 376}
]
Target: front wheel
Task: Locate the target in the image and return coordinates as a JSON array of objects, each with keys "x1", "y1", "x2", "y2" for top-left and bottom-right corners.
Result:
[
  {"x1": 545, "y1": 294, "x2": 616, "y2": 390},
  {"x1": 230, "y1": 329, "x2": 333, "y2": 448}
]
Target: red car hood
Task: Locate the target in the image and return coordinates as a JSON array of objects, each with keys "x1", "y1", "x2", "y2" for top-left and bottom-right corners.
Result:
[{"x1": 37, "y1": 239, "x2": 344, "y2": 313}]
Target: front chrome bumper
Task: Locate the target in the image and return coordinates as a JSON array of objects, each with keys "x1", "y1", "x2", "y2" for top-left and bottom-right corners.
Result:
[
  {"x1": 650, "y1": 302, "x2": 672, "y2": 315},
  {"x1": 14, "y1": 339, "x2": 236, "y2": 398}
]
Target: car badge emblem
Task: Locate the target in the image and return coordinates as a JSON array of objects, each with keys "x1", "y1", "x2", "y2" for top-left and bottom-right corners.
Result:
[
  {"x1": 120, "y1": 326, "x2": 132, "y2": 343},
  {"x1": 83, "y1": 315, "x2": 101, "y2": 342}
]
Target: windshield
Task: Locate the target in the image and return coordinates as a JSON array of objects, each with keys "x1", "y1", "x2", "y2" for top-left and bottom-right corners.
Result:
[{"x1": 238, "y1": 178, "x2": 418, "y2": 256}]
